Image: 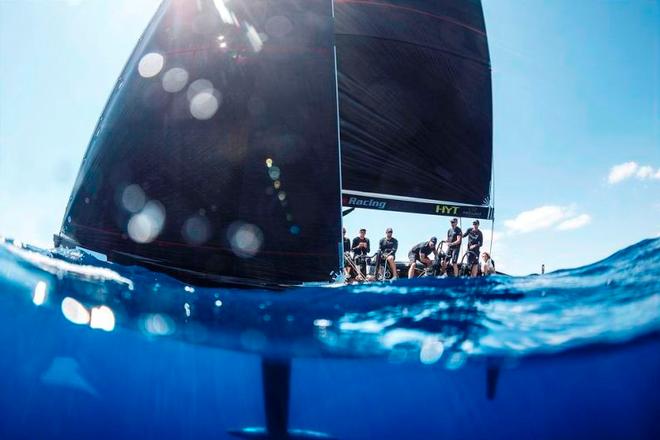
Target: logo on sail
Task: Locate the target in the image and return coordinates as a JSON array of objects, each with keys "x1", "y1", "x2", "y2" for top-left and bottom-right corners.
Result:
[
  {"x1": 347, "y1": 197, "x2": 387, "y2": 210},
  {"x1": 435, "y1": 204, "x2": 459, "y2": 215}
]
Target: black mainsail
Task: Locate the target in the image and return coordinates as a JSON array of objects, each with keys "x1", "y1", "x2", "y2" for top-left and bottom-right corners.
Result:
[
  {"x1": 58, "y1": 0, "x2": 342, "y2": 286},
  {"x1": 336, "y1": 0, "x2": 493, "y2": 219}
]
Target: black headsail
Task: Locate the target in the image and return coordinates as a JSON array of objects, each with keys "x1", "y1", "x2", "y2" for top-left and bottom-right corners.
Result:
[
  {"x1": 58, "y1": 0, "x2": 342, "y2": 286},
  {"x1": 336, "y1": 0, "x2": 494, "y2": 219}
]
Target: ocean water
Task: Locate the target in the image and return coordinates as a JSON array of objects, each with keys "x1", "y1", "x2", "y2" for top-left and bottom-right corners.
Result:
[{"x1": 0, "y1": 237, "x2": 658, "y2": 439}]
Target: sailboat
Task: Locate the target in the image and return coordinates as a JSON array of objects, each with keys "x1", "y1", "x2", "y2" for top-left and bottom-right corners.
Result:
[
  {"x1": 53, "y1": 1, "x2": 493, "y2": 437},
  {"x1": 55, "y1": 0, "x2": 493, "y2": 289}
]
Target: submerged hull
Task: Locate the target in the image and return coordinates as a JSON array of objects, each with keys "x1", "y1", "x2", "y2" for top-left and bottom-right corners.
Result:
[{"x1": 0, "y1": 295, "x2": 657, "y2": 440}]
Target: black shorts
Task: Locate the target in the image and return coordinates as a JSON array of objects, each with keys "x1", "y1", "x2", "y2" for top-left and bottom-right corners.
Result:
[
  {"x1": 408, "y1": 251, "x2": 418, "y2": 263},
  {"x1": 467, "y1": 250, "x2": 479, "y2": 266},
  {"x1": 446, "y1": 247, "x2": 460, "y2": 264}
]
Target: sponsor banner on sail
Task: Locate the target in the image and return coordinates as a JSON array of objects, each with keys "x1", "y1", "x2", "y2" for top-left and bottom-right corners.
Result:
[{"x1": 342, "y1": 194, "x2": 493, "y2": 220}]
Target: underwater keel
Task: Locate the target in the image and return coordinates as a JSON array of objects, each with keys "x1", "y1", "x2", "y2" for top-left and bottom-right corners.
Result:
[
  {"x1": 229, "y1": 359, "x2": 336, "y2": 440},
  {"x1": 228, "y1": 428, "x2": 335, "y2": 440},
  {"x1": 486, "y1": 365, "x2": 500, "y2": 400}
]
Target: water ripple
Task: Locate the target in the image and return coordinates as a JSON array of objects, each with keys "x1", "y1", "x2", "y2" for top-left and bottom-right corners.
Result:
[{"x1": 0, "y1": 237, "x2": 658, "y2": 367}]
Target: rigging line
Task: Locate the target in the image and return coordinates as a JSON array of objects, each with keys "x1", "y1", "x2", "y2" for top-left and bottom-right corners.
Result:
[
  {"x1": 489, "y1": 214, "x2": 495, "y2": 256},
  {"x1": 333, "y1": 1, "x2": 346, "y2": 277},
  {"x1": 489, "y1": 130, "x2": 496, "y2": 257}
]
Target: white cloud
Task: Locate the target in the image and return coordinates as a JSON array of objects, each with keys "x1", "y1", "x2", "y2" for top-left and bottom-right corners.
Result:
[
  {"x1": 608, "y1": 161, "x2": 660, "y2": 184},
  {"x1": 556, "y1": 214, "x2": 591, "y2": 231},
  {"x1": 504, "y1": 205, "x2": 592, "y2": 235},
  {"x1": 608, "y1": 161, "x2": 639, "y2": 184},
  {"x1": 481, "y1": 229, "x2": 503, "y2": 244},
  {"x1": 503, "y1": 205, "x2": 572, "y2": 234},
  {"x1": 636, "y1": 166, "x2": 654, "y2": 179}
]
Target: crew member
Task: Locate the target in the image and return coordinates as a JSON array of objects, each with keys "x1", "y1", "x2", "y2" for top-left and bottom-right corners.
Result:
[
  {"x1": 342, "y1": 227, "x2": 352, "y2": 278},
  {"x1": 408, "y1": 237, "x2": 437, "y2": 278},
  {"x1": 443, "y1": 218, "x2": 462, "y2": 276},
  {"x1": 463, "y1": 220, "x2": 484, "y2": 277},
  {"x1": 481, "y1": 252, "x2": 495, "y2": 276},
  {"x1": 352, "y1": 228, "x2": 370, "y2": 278},
  {"x1": 377, "y1": 227, "x2": 399, "y2": 280}
]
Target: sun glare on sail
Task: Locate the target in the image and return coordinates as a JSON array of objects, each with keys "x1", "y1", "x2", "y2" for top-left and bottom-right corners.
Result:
[
  {"x1": 162, "y1": 67, "x2": 189, "y2": 93},
  {"x1": 138, "y1": 52, "x2": 164, "y2": 78},
  {"x1": 186, "y1": 78, "x2": 221, "y2": 120},
  {"x1": 228, "y1": 222, "x2": 263, "y2": 258},
  {"x1": 127, "y1": 200, "x2": 166, "y2": 244},
  {"x1": 121, "y1": 184, "x2": 146, "y2": 213},
  {"x1": 186, "y1": 79, "x2": 214, "y2": 101},
  {"x1": 182, "y1": 215, "x2": 212, "y2": 245},
  {"x1": 190, "y1": 91, "x2": 221, "y2": 120},
  {"x1": 265, "y1": 15, "x2": 293, "y2": 38},
  {"x1": 268, "y1": 166, "x2": 281, "y2": 180},
  {"x1": 245, "y1": 23, "x2": 263, "y2": 52},
  {"x1": 212, "y1": 0, "x2": 236, "y2": 25}
]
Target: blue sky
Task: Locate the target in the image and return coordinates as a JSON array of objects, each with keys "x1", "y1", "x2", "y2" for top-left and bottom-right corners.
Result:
[{"x1": 0, "y1": 0, "x2": 658, "y2": 275}]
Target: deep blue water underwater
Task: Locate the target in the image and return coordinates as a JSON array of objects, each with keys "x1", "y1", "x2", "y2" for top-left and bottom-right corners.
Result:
[{"x1": 0, "y1": 237, "x2": 658, "y2": 439}]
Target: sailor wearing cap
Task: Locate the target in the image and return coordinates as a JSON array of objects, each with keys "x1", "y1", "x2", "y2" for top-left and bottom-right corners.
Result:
[
  {"x1": 463, "y1": 220, "x2": 484, "y2": 277},
  {"x1": 351, "y1": 228, "x2": 370, "y2": 277},
  {"x1": 378, "y1": 227, "x2": 399, "y2": 280},
  {"x1": 443, "y1": 218, "x2": 463, "y2": 276},
  {"x1": 407, "y1": 236, "x2": 438, "y2": 278}
]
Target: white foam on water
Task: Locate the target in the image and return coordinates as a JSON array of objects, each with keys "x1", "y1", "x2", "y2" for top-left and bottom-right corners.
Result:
[{"x1": 5, "y1": 245, "x2": 134, "y2": 290}]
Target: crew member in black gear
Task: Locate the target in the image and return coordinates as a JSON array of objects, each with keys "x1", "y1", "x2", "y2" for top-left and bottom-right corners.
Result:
[
  {"x1": 342, "y1": 227, "x2": 352, "y2": 278},
  {"x1": 407, "y1": 236, "x2": 437, "y2": 278},
  {"x1": 463, "y1": 220, "x2": 484, "y2": 277},
  {"x1": 352, "y1": 228, "x2": 370, "y2": 278},
  {"x1": 377, "y1": 227, "x2": 399, "y2": 280},
  {"x1": 443, "y1": 218, "x2": 462, "y2": 276}
]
